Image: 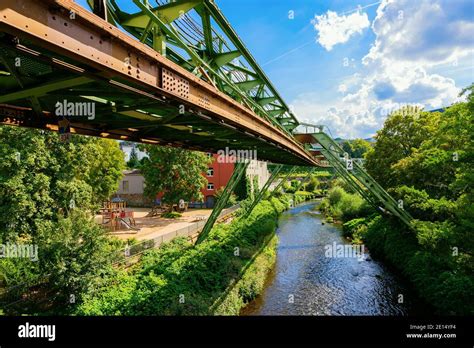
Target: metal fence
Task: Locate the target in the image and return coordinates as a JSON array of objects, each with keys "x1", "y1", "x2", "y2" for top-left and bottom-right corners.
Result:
[{"x1": 124, "y1": 204, "x2": 240, "y2": 258}]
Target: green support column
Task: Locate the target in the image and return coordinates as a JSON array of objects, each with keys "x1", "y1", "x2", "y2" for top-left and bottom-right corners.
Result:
[
  {"x1": 153, "y1": 28, "x2": 167, "y2": 57},
  {"x1": 245, "y1": 164, "x2": 283, "y2": 215},
  {"x1": 310, "y1": 131, "x2": 413, "y2": 227},
  {"x1": 270, "y1": 166, "x2": 298, "y2": 197},
  {"x1": 319, "y1": 148, "x2": 380, "y2": 209},
  {"x1": 196, "y1": 161, "x2": 249, "y2": 245}
]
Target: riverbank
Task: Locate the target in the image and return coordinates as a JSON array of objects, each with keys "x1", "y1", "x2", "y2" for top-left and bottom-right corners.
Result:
[
  {"x1": 75, "y1": 196, "x2": 289, "y2": 315},
  {"x1": 320, "y1": 186, "x2": 474, "y2": 315}
]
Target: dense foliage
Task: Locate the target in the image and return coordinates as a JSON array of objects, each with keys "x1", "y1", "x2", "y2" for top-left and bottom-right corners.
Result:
[
  {"x1": 0, "y1": 127, "x2": 126, "y2": 311},
  {"x1": 341, "y1": 138, "x2": 372, "y2": 158},
  {"x1": 126, "y1": 147, "x2": 140, "y2": 169}
]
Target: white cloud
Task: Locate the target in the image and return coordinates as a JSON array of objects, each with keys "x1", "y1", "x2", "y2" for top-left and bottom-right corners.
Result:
[
  {"x1": 295, "y1": 0, "x2": 473, "y2": 138},
  {"x1": 312, "y1": 10, "x2": 370, "y2": 51},
  {"x1": 338, "y1": 84, "x2": 348, "y2": 93},
  {"x1": 364, "y1": 0, "x2": 474, "y2": 66}
]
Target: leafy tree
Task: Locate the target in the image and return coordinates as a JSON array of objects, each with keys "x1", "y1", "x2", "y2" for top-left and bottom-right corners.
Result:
[
  {"x1": 304, "y1": 175, "x2": 320, "y2": 192},
  {"x1": 0, "y1": 127, "x2": 125, "y2": 236},
  {"x1": 341, "y1": 138, "x2": 372, "y2": 158},
  {"x1": 365, "y1": 106, "x2": 436, "y2": 189},
  {"x1": 234, "y1": 174, "x2": 248, "y2": 201},
  {"x1": 138, "y1": 145, "x2": 211, "y2": 210},
  {"x1": 0, "y1": 126, "x2": 125, "y2": 309},
  {"x1": 389, "y1": 101, "x2": 472, "y2": 199},
  {"x1": 214, "y1": 187, "x2": 237, "y2": 208},
  {"x1": 127, "y1": 147, "x2": 140, "y2": 169}
]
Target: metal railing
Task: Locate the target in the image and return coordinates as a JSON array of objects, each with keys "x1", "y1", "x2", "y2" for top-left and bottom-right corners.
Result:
[{"x1": 124, "y1": 204, "x2": 241, "y2": 258}]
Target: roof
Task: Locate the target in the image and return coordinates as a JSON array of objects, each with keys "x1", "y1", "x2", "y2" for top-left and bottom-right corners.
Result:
[{"x1": 122, "y1": 169, "x2": 142, "y2": 175}]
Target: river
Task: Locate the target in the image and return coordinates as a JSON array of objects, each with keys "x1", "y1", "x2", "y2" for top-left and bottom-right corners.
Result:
[{"x1": 242, "y1": 202, "x2": 430, "y2": 315}]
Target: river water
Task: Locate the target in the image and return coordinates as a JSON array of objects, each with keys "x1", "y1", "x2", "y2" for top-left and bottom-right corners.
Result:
[{"x1": 242, "y1": 202, "x2": 429, "y2": 316}]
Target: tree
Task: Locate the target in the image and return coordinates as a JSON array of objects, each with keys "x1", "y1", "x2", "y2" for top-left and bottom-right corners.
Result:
[
  {"x1": 127, "y1": 147, "x2": 140, "y2": 169},
  {"x1": 0, "y1": 127, "x2": 125, "y2": 236},
  {"x1": 0, "y1": 126, "x2": 126, "y2": 310},
  {"x1": 341, "y1": 138, "x2": 372, "y2": 158},
  {"x1": 214, "y1": 187, "x2": 237, "y2": 208},
  {"x1": 234, "y1": 174, "x2": 249, "y2": 201},
  {"x1": 138, "y1": 145, "x2": 211, "y2": 211},
  {"x1": 364, "y1": 106, "x2": 436, "y2": 189}
]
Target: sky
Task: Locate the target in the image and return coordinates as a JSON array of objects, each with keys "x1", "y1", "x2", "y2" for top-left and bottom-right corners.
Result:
[{"x1": 76, "y1": 0, "x2": 474, "y2": 139}]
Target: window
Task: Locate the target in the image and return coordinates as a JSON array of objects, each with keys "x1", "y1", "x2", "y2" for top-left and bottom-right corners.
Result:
[
  {"x1": 122, "y1": 180, "x2": 129, "y2": 192},
  {"x1": 207, "y1": 183, "x2": 214, "y2": 190},
  {"x1": 207, "y1": 168, "x2": 214, "y2": 177}
]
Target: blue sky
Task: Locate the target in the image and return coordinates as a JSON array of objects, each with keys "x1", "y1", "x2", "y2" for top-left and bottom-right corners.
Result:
[{"x1": 75, "y1": 0, "x2": 474, "y2": 138}]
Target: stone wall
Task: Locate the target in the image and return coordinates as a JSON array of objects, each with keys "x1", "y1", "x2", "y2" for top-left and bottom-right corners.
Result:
[{"x1": 119, "y1": 193, "x2": 153, "y2": 207}]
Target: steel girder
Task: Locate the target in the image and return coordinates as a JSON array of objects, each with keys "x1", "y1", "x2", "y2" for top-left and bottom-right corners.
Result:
[
  {"x1": 0, "y1": 0, "x2": 317, "y2": 165},
  {"x1": 89, "y1": 0, "x2": 299, "y2": 134},
  {"x1": 297, "y1": 129, "x2": 414, "y2": 228}
]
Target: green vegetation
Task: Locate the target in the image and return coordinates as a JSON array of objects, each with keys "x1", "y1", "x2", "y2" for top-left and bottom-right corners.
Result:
[
  {"x1": 161, "y1": 212, "x2": 182, "y2": 219},
  {"x1": 0, "y1": 128, "x2": 126, "y2": 311},
  {"x1": 294, "y1": 191, "x2": 316, "y2": 204},
  {"x1": 75, "y1": 197, "x2": 288, "y2": 315},
  {"x1": 320, "y1": 87, "x2": 474, "y2": 315},
  {"x1": 138, "y1": 145, "x2": 211, "y2": 211},
  {"x1": 214, "y1": 186, "x2": 238, "y2": 208},
  {"x1": 234, "y1": 174, "x2": 249, "y2": 201},
  {"x1": 126, "y1": 147, "x2": 140, "y2": 169},
  {"x1": 341, "y1": 138, "x2": 372, "y2": 158},
  {"x1": 320, "y1": 186, "x2": 373, "y2": 222}
]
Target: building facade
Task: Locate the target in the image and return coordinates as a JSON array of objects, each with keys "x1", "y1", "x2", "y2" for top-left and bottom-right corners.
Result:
[
  {"x1": 114, "y1": 153, "x2": 270, "y2": 208},
  {"x1": 114, "y1": 169, "x2": 153, "y2": 207}
]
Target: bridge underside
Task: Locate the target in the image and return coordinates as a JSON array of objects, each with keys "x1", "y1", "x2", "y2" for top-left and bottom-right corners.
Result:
[
  {"x1": 0, "y1": 0, "x2": 317, "y2": 166},
  {"x1": 0, "y1": 45, "x2": 297, "y2": 165}
]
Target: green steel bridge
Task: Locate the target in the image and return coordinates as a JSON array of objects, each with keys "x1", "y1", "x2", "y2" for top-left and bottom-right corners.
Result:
[{"x1": 0, "y1": 0, "x2": 413, "y2": 239}]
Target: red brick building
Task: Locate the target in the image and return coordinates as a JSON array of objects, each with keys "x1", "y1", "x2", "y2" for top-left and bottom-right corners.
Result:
[{"x1": 200, "y1": 153, "x2": 235, "y2": 208}]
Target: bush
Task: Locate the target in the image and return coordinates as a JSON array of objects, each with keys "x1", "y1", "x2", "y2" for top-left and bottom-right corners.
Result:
[
  {"x1": 328, "y1": 187, "x2": 344, "y2": 206},
  {"x1": 322, "y1": 187, "x2": 373, "y2": 222},
  {"x1": 161, "y1": 212, "x2": 182, "y2": 219}
]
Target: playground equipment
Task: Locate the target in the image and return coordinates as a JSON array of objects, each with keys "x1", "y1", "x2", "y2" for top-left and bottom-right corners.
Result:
[{"x1": 100, "y1": 200, "x2": 138, "y2": 232}]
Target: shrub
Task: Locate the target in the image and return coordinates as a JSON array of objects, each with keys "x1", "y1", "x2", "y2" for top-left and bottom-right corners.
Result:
[
  {"x1": 215, "y1": 187, "x2": 238, "y2": 208},
  {"x1": 161, "y1": 212, "x2": 182, "y2": 219},
  {"x1": 328, "y1": 187, "x2": 344, "y2": 206},
  {"x1": 323, "y1": 187, "x2": 373, "y2": 222}
]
